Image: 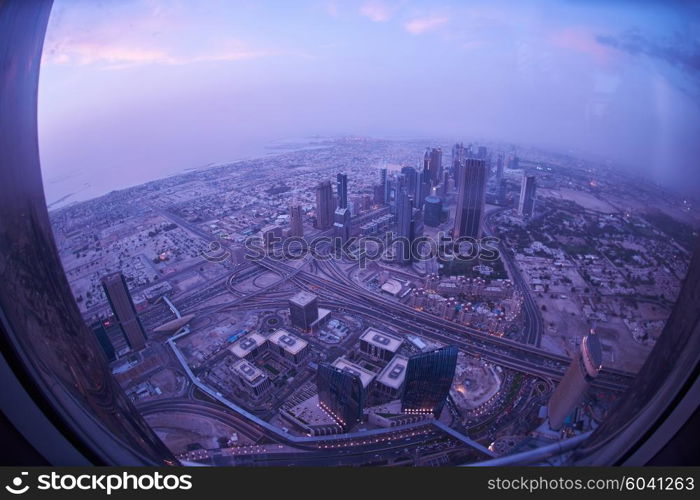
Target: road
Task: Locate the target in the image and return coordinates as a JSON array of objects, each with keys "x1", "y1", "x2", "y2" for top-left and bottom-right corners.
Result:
[{"x1": 157, "y1": 207, "x2": 634, "y2": 392}]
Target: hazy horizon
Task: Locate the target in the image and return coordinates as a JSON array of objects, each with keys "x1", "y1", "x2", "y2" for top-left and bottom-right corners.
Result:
[{"x1": 38, "y1": 0, "x2": 700, "y2": 204}]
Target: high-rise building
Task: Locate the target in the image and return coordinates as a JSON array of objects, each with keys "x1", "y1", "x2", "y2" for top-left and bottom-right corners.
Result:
[
  {"x1": 289, "y1": 291, "x2": 319, "y2": 331},
  {"x1": 401, "y1": 166, "x2": 418, "y2": 200},
  {"x1": 289, "y1": 204, "x2": 304, "y2": 237},
  {"x1": 334, "y1": 173, "x2": 351, "y2": 246},
  {"x1": 315, "y1": 181, "x2": 334, "y2": 229},
  {"x1": 334, "y1": 207, "x2": 351, "y2": 246},
  {"x1": 101, "y1": 272, "x2": 147, "y2": 351},
  {"x1": 336, "y1": 173, "x2": 348, "y2": 209},
  {"x1": 380, "y1": 167, "x2": 389, "y2": 205},
  {"x1": 428, "y1": 148, "x2": 442, "y2": 185},
  {"x1": 453, "y1": 158, "x2": 487, "y2": 239},
  {"x1": 451, "y1": 142, "x2": 465, "y2": 173},
  {"x1": 495, "y1": 153, "x2": 504, "y2": 185},
  {"x1": 373, "y1": 168, "x2": 388, "y2": 205},
  {"x1": 401, "y1": 345, "x2": 458, "y2": 417},
  {"x1": 548, "y1": 332, "x2": 602, "y2": 430},
  {"x1": 424, "y1": 194, "x2": 443, "y2": 227},
  {"x1": 440, "y1": 171, "x2": 450, "y2": 198},
  {"x1": 417, "y1": 164, "x2": 431, "y2": 210},
  {"x1": 395, "y1": 188, "x2": 413, "y2": 265},
  {"x1": 477, "y1": 146, "x2": 487, "y2": 159},
  {"x1": 317, "y1": 362, "x2": 365, "y2": 428},
  {"x1": 411, "y1": 205, "x2": 424, "y2": 241},
  {"x1": 518, "y1": 174, "x2": 537, "y2": 218}
]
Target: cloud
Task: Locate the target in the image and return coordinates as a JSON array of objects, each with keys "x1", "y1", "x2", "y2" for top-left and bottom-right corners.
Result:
[
  {"x1": 549, "y1": 27, "x2": 614, "y2": 65},
  {"x1": 596, "y1": 29, "x2": 700, "y2": 75},
  {"x1": 359, "y1": 1, "x2": 394, "y2": 22},
  {"x1": 41, "y1": 1, "x2": 310, "y2": 70},
  {"x1": 404, "y1": 16, "x2": 448, "y2": 35},
  {"x1": 42, "y1": 39, "x2": 294, "y2": 69}
]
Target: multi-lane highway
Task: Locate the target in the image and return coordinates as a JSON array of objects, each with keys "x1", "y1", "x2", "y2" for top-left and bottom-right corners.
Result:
[{"x1": 483, "y1": 207, "x2": 544, "y2": 346}]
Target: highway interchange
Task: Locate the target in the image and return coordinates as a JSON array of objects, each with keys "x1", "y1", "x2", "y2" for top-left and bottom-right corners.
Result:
[{"x1": 133, "y1": 206, "x2": 637, "y2": 464}]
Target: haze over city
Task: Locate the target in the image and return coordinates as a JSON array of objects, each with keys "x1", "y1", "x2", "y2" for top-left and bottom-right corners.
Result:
[{"x1": 39, "y1": 0, "x2": 700, "y2": 206}]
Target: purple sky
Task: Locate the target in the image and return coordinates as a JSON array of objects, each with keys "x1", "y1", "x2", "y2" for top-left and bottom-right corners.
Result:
[{"x1": 38, "y1": 0, "x2": 700, "y2": 204}]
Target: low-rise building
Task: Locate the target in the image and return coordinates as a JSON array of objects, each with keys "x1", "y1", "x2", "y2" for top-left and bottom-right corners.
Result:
[
  {"x1": 268, "y1": 329, "x2": 310, "y2": 365},
  {"x1": 231, "y1": 359, "x2": 271, "y2": 399},
  {"x1": 229, "y1": 332, "x2": 268, "y2": 360},
  {"x1": 359, "y1": 328, "x2": 403, "y2": 362}
]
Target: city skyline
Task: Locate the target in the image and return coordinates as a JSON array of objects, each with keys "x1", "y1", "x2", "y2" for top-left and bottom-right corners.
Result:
[{"x1": 38, "y1": 0, "x2": 700, "y2": 207}]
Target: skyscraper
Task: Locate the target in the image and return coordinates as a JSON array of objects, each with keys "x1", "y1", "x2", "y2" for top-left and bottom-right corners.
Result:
[
  {"x1": 289, "y1": 203, "x2": 304, "y2": 237},
  {"x1": 401, "y1": 345, "x2": 458, "y2": 417},
  {"x1": 451, "y1": 142, "x2": 465, "y2": 172},
  {"x1": 548, "y1": 331, "x2": 602, "y2": 430},
  {"x1": 315, "y1": 181, "x2": 334, "y2": 229},
  {"x1": 381, "y1": 167, "x2": 389, "y2": 205},
  {"x1": 495, "y1": 153, "x2": 504, "y2": 185},
  {"x1": 334, "y1": 173, "x2": 351, "y2": 246},
  {"x1": 334, "y1": 207, "x2": 351, "y2": 246},
  {"x1": 428, "y1": 148, "x2": 442, "y2": 185},
  {"x1": 417, "y1": 163, "x2": 431, "y2": 210},
  {"x1": 101, "y1": 272, "x2": 147, "y2": 351},
  {"x1": 440, "y1": 171, "x2": 450, "y2": 198},
  {"x1": 401, "y1": 166, "x2": 418, "y2": 201},
  {"x1": 518, "y1": 174, "x2": 537, "y2": 218},
  {"x1": 336, "y1": 173, "x2": 348, "y2": 209},
  {"x1": 289, "y1": 291, "x2": 319, "y2": 331},
  {"x1": 395, "y1": 188, "x2": 413, "y2": 265},
  {"x1": 453, "y1": 158, "x2": 487, "y2": 239},
  {"x1": 317, "y1": 362, "x2": 365, "y2": 428},
  {"x1": 376, "y1": 167, "x2": 387, "y2": 205}
]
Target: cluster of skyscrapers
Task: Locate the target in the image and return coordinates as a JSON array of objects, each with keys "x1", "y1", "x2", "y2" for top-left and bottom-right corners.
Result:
[{"x1": 310, "y1": 143, "x2": 541, "y2": 267}]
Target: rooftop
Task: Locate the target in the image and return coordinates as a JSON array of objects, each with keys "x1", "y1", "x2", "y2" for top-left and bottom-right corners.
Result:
[
  {"x1": 231, "y1": 359, "x2": 267, "y2": 386},
  {"x1": 331, "y1": 358, "x2": 376, "y2": 388},
  {"x1": 289, "y1": 291, "x2": 318, "y2": 308},
  {"x1": 376, "y1": 355, "x2": 409, "y2": 389},
  {"x1": 228, "y1": 332, "x2": 267, "y2": 358},
  {"x1": 268, "y1": 329, "x2": 308, "y2": 355},
  {"x1": 360, "y1": 327, "x2": 403, "y2": 353}
]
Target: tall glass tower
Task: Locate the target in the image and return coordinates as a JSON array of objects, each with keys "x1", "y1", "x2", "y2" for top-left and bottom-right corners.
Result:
[
  {"x1": 401, "y1": 345, "x2": 458, "y2": 417},
  {"x1": 317, "y1": 362, "x2": 365, "y2": 428},
  {"x1": 453, "y1": 158, "x2": 487, "y2": 239},
  {"x1": 101, "y1": 272, "x2": 147, "y2": 351},
  {"x1": 518, "y1": 174, "x2": 537, "y2": 218}
]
